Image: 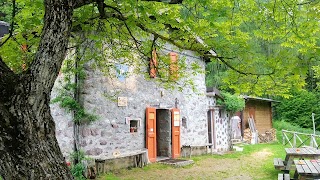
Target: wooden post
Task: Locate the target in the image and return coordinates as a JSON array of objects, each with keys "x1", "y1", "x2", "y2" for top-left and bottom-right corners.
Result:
[
  {"x1": 293, "y1": 133, "x2": 296, "y2": 148},
  {"x1": 310, "y1": 134, "x2": 314, "y2": 148},
  {"x1": 282, "y1": 130, "x2": 285, "y2": 146}
]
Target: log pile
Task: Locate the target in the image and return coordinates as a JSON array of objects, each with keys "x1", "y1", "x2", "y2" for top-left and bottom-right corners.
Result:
[
  {"x1": 243, "y1": 128, "x2": 277, "y2": 143},
  {"x1": 243, "y1": 128, "x2": 252, "y2": 143}
]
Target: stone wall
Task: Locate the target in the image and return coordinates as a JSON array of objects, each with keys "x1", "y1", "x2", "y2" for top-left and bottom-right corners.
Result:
[
  {"x1": 50, "y1": 75, "x2": 74, "y2": 158},
  {"x1": 214, "y1": 107, "x2": 231, "y2": 151},
  {"x1": 77, "y1": 49, "x2": 207, "y2": 159},
  {"x1": 51, "y1": 47, "x2": 231, "y2": 161},
  {"x1": 206, "y1": 95, "x2": 231, "y2": 152}
]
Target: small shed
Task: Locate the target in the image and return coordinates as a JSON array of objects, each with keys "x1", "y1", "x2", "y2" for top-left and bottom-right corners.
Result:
[{"x1": 241, "y1": 96, "x2": 278, "y2": 135}]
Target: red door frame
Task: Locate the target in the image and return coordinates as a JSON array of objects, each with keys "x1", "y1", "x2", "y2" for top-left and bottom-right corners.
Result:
[
  {"x1": 171, "y1": 108, "x2": 181, "y2": 158},
  {"x1": 146, "y1": 107, "x2": 181, "y2": 161}
]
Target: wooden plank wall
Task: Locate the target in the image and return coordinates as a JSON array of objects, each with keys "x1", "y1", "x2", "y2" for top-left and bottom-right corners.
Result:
[{"x1": 243, "y1": 101, "x2": 272, "y2": 133}]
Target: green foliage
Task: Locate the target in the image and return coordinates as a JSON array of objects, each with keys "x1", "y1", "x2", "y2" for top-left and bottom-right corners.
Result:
[
  {"x1": 273, "y1": 120, "x2": 320, "y2": 137},
  {"x1": 0, "y1": 0, "x2": 13, "y2": 22},
  {"x1": 70, "y1": 150, "x2": 87, "y2": 162},
  {"x1": 217, "y1": 92, "x2": 245, "y2": 113},
  {"x1": 273, "y1": 120, "x2": 320, "y2": 148},
  {"x1": 0, "y1": 0, "x2": 43, "y2": 72},
  {"x1": 205, "y1": 61, "x2": 227, "y2": 89},
  {"x1": 202, "y1": 1, "x2": 319, "y2": 97},
  {"x1": 70, "y1": 150, "x2": 88, "y2": 180},
  {"x1": 275, "y1": 91, "x2": 320, "y2": 129},
  {"x1": 1, "y1": 0, "x2": 320, "y2": 97},
  {"x1": 52, "y1": 58, "x2": 98, "y2": 124},
  {"x1": 71, "y1": 163, "x2": 86, "y2": 180},
  {"x1": 101, "y1": 173, "x2": 120, "y2": 180},
  {"x1": 52, "y1": 93, "x2": 97, "y2": 123}
]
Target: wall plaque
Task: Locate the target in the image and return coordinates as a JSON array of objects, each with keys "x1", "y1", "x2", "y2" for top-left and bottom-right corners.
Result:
[
  {"x1": 118, "y1": 97, "x2": 128, "y2": 107},
  {"x1": 174, "y1": 111, "x2": 180, "y2": 126}
]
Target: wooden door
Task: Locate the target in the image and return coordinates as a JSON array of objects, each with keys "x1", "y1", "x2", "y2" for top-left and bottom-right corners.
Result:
[
  {"x1": 171, "y1": 108, "x2": 181, "y2": 158},
  {"x1": 207, "y1": 110, "x2": 212, "y2": 144},
  {"x1": 208, "y1": 109, "x2": 217, "y2": 149},
  {"x1": 146, "y1": 107, "x2": 157, "y2": 162}
]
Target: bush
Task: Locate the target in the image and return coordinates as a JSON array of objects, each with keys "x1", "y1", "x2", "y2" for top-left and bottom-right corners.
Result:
[
  {"x1": 217, "y1": 92, "x2": 245, "y2": 113},
  {"x1": 275, "y1": 91, "x2": 320, "y2": 129},
  {"x1": 70, "y1": 150, "x2": 88, "y2": 180}
]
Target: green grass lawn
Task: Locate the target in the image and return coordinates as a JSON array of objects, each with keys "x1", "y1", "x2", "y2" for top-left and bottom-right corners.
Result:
[
  {"x1": 98, "y1": 142, "x2": 289, "y2": 180},
  {"x1": 98, "y1": 121, "x2": 318, "y2": 180}
]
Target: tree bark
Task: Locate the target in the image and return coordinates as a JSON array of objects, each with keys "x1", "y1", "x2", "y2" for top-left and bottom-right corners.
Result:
[
  {"x1": 0, "y1": 0, "x2": 187, "y2": 178},
  {"x1": 0, "y1": 0, "x2": 74, "y2": 179}
]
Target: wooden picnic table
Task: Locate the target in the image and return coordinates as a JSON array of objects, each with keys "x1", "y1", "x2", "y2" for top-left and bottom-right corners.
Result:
[
  {"x1": 293, "y1": 159, "x2": 320, "y2": 180},
  {"x1": 284, "y1": 148, "x2": 320, "y2": 171}
]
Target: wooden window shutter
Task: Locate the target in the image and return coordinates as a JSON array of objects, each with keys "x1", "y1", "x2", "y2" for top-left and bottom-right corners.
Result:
[
  {"x1": 169, "y1": 52, "x2": 178, "y2": 80},
  {"x1": 21, "y1": 44, "x2": 27, "y2": 70},
  {"x1": 150, "y1": 49, "x2": 157, "y2": 78}
]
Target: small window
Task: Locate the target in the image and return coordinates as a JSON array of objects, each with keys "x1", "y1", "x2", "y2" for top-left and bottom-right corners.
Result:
[
  {"x1": 182, "y1": 117, "x2": 187, "y2": 128},
  {"x1": 115, "y1": 64, "x2": 129, "y2": 82},
  {"x1": 130, "y1": 120, "x2": 139, "y2": 133},
  {"x1": 219, "y1": 109, "x2": 223, "y2": 118}
]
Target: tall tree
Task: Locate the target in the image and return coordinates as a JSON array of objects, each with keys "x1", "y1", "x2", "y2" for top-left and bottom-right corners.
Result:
[{"x1": 0, "y1": 0, "x2": 319, "y2": 178}]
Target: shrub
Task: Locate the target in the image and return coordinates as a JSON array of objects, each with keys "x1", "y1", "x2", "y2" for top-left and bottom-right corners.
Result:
[
  {"x1": 70, "y1": 150, "x2": 88, "y2": 180},
  {"x1": 274, "y1": 91, "x2": 320, "y2": 129},
  {"x1": 217, "y1": 92, "x2": 245, "y2": 113}
]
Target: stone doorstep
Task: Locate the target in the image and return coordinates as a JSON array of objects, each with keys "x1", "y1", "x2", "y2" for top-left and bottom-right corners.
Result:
[{"x1": 158, "y1": 159, "x2": 194, "y2": 167}]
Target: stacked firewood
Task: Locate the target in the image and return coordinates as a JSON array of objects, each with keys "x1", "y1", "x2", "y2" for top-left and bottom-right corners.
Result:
[
  {"x1": 243, "y1": 128, "x2": 277, "y2": 143},
  {"x1": 243, "y1": 128, "x2": 252, "y2": 143},
  {"x1": 270, "y1": 128, "x2": 277, "y2": 141},
  {"x1": 258, "y1": 128, "x2": 277, "y2": 143}
]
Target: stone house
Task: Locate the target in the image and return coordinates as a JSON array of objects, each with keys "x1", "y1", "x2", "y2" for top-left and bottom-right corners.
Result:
[{"x1": 50, "y1": 46, "x2": 231, "y2": 169}]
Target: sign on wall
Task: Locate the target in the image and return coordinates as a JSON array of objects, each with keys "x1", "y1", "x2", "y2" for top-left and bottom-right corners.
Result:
[
  {"x1": 174, "y1": 111, "x2": 180, "y2": 126},
  {"x1": 118, "y1": 97, "x2": 128, "y2": 107}
]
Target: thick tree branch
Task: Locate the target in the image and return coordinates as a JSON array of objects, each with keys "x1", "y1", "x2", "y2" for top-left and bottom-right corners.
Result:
[
  {"x1": 0, "y1": 56, "x2": 13, "y2": 75},
  {"x1": 0, "y1": 0, "x2": 16, "y2": 48},
  {"x1": 96, "y1": 0, "x2": 106, "y2": 18},
  {"x1": 29, "y1": 0, "x2": 74, "y2": 93},
  {"x1": 81, "y1": 2, "x2": 275, "y2": 76},
  {"x1": 205, "y1": 53, "x2": 275, "y2": 76}
]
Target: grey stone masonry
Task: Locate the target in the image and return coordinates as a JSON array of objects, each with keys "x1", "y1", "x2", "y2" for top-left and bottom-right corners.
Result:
[
  {"x1": 50, "y1": 74, "x2": 74, "y2": 158},
  {"x1": 79, "y1": 49, "x2": 207, "y2": 159},
  {"x1": 214, "y1": 108, "x2": 231, "y2": 151},
  {"x1": 50, "y1": 46, "x2": 231, "y2": 161}
]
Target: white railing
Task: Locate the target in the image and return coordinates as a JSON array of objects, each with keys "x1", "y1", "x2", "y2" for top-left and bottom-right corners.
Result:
[{"x1": 282, "y1": 130, "x2": 320, "y2": 148}]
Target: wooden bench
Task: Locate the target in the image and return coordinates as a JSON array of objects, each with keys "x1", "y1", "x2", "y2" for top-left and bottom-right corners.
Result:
[
  {"x1": 181, "y1": 144, "x2": 213, "y2": 157},
  {"x1": 274, "y1": 158, "x2": 285, "y2": 170},
  {"x1": 95, "y1": 148, "x2": 148, "y2": 175},
  {"x1": 278, "y1": 173, "x2": 290, "y2": 180}
]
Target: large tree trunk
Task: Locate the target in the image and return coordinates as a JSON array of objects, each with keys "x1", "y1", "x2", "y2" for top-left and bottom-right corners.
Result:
[{"x1": 0, "y1": 0, "x2": 74, "y2": 179}]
